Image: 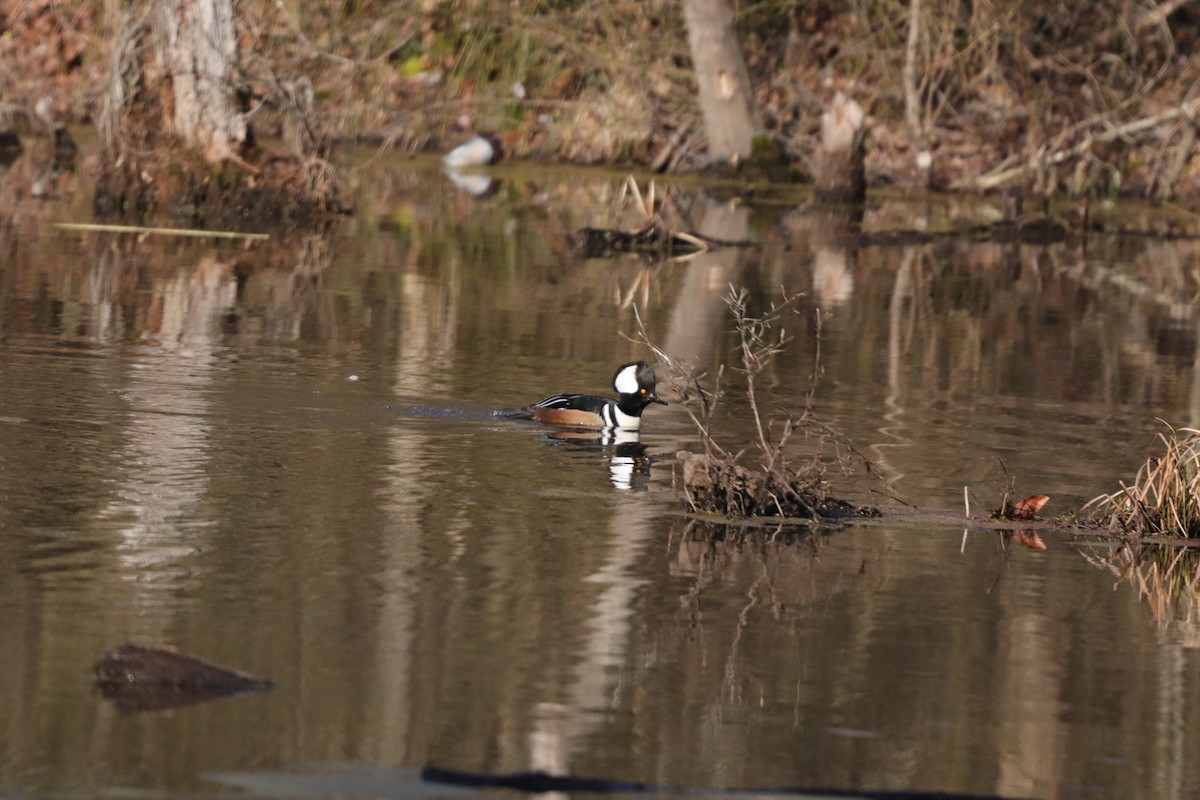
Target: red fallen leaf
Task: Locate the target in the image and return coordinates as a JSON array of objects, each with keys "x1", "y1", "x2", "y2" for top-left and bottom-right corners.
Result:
[
  {"x1": 1013, "y1": 530, "x2": 1047, "y2": 551},
  {"x1": 1012, "y1": 494, "x2": 1050, "y2": 520},
  {"x1": 992, "y1": 493, "x2": 1050, "y2": 520}
]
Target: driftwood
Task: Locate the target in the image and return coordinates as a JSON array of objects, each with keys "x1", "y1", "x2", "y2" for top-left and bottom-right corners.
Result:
[
  {"x1": 570, "y1": 180, "x2": 755, "y2": 259},
  {"x1": 56, "y1": 222, "x2": 270, "y2": 240},
  {"x1": 857, "y1": 217, "x2": 1068, "y2": 248},
  {"x1": 94, "y1": 643, "x2": 273, "y2": 712},
  {"x1": 422, "y1": 764, "x2": 1022, "y2": 798},
  {"x1": 570, "y1": 222, "x2": 752, "y2": 259},
  {"x1": 858, "y1": 191, "x2": 1068, "y2": 246}
]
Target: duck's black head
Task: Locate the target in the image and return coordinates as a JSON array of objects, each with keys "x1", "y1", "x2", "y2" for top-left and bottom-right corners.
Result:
[{"x1": 612, "y1": 361, "x2": 668, "y2": 414}]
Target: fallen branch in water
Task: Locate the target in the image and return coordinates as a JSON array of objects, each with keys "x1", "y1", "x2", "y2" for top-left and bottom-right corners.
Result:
[
  {"x1": 570, "y1": 176, "x2": 753, "y2": 259},
  {"x1": 57, "y1": 222, "x2": 270, "y2": 240}
]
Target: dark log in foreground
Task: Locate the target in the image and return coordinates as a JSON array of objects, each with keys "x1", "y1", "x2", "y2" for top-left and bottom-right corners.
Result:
[
  {"x1": 815, "y1": 92, "x2": 867, "y2": 204},
  {"x1": 421, "y1": 765, "x2": 1030, "y2": 799},
  {"x1": 94, "y1": 643, "x2": 273, "y2": 712}
]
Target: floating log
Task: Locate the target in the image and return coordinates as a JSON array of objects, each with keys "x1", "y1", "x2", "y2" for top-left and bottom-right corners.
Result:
[
  {"x1": 94, "y1": 643, "x2": 273, "y2": 712},
  {"x1": 856, "y1": 216, "x2": 1068, "y2": 248},
  {"x1": 569, "y1": 222, "x2": 753, "y2": 259}
]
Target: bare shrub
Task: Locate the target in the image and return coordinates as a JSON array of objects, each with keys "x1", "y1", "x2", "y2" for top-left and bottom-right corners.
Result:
[{"x1": 637, "y1": 286, "x2": 874, "y2": 520}]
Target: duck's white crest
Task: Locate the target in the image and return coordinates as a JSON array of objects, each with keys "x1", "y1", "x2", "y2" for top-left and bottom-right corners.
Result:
[{"x1": 613, "y1": 363, "x2": 640, "y2": 395}]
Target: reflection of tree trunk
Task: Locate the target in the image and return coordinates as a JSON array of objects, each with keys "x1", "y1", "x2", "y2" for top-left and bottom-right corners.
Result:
[
  {"x1": 681, "y1": 0, "x2": 758, "y2": 163},
  {"x1": 156, "y1": 0, "x2": 246, "y2": 163},
  {"x1": 529, "y1": 498, "x2": 656, "y2": 780},
  {"x1": 98, "y1": 252, "x2": 233, "y2": 636},
  {"x1": 995, "y1": 611, "x2": 1060, "y2": 798},
  {"x1": 871, "y1": 247, "x2": 915, "y2": 486},
  {"x1": 663, "y1": 200, "x2": 750, "y2": 364},
  {"x1": 809, "y1": 204, "x2": 863, "y2": 307}
]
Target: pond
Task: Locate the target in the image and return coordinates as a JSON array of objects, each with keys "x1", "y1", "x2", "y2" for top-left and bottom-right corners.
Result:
[{"x1": 2, "y1": 151, "x2": 1200, "y2": 800}]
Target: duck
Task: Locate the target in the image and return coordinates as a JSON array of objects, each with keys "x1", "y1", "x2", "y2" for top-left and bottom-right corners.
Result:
[
  {"x1": 443, "y1": 133, "x2": 503, "y2": 169},
  {"x1": 496, "y1": 361, "x2": 667, "y2": 430}
]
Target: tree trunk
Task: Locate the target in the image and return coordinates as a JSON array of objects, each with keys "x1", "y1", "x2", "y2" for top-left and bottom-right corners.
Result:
[
  {"x1": 156, "y1": 0, "x2": 246, "y2": 163},
  {"x1": 903, "y1": 0, "x2": 932, "y2": 188},
  {"x1": 815, "y1": 92, "x2": 867, "y2": 203},
  {"x1": 96, "y1": 0, "x2": 338, "y2": 222},
  {"x1": 681, "y1": 0, "x2": 759, "y2": 163}
]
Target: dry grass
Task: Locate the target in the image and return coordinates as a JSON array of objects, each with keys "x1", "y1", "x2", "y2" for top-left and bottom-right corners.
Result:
[{"x1": 1083, "y1": 425, "x2": 1200, "y2": 538}]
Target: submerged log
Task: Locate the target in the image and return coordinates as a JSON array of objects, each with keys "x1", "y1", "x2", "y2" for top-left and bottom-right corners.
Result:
[
  {"x1": 815, "y1": 92, "x2": 867, "y2": 204},
  {"x1": 856, "y1": 216, "x2": 1068, "y2": 248},
  {"x1": 94, "y1": 643, "x2": 273, "y2": 712}
]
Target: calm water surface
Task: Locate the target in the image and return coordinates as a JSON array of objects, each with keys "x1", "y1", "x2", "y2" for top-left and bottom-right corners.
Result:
[{"x1": 2, "y1": 154, "x2": 1200, "y2": 800}]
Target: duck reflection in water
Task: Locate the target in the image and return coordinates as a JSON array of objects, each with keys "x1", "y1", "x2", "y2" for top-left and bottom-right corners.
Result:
[
  {"x1": 541, "y1": 428, "x2": 653, "y2": 491},
  {"x1": 443, "y1": 133, "x2": 503, "y2": 197},
  {"x1": 444, "y1": 169, "x2": 500, "y2": 198}
]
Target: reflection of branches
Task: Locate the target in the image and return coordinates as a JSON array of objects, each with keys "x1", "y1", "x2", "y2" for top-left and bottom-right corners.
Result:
[
  {"x1": 722, "y1": 568, "x2": 763, "y2": 705},
  {"x1": 670, "y1": 520, "x2": 830, "y2": 711},
  {"x1": 617, "y1": 259, "x2": 657, "y2": 309},
  {"x1": 1081, "y1": 542, "x2": 1200, "y2": 643}
]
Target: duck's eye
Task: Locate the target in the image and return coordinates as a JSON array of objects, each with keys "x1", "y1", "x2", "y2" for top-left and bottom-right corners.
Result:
[{"x1": 640, "y1": 388, "x2": 646, "y2": 394}]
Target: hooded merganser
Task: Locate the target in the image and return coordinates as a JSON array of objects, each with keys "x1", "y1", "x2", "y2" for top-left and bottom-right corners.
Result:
[
  {"x1": 443, "y1": 133, "x2": 503, "y2": 169},
  {"x1": 497, "y1": 361, "x2": 667, "y2": 430}
]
